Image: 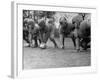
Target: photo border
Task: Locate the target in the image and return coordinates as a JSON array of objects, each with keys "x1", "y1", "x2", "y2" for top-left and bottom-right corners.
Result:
[{"x1": 11, "y1": 1, "x2": 97, "y2": 78}]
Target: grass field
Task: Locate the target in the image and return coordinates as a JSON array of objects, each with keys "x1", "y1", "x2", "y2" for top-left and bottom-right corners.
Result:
[{"x1": 23, "y1": 38, "x2": 91, "y2": 69}]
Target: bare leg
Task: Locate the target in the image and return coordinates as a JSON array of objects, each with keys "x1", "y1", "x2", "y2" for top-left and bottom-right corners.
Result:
[
  {"x1": 75, "y1": 38, "x2": 80, "y2": 52},
  {"x1": 32, "y1": 38, "x2": 38, "y2": 48},
  {"x1": 43, "y1": 32, "x2": 49, "y2": 43},
  {"x1": 60, "y1": 34, "x2": 65, "y2": 49},
  {"x1": 28, "y1": 33, "x2": 32, "y2": 47},
  {"x1": 39, "y1": 32, "x2": 49, "y2": 49},
  {"x1": 23, "y1": 30, "x2": 30, "y2": 43},
  {"x1": 49, "y1": 35, "x2": 58, "y2": 48},
  {"x1": 73, "y1": 25, "x2": 80, "y2": 51},
  {"x1": 38, "y1": 39, "x2": 41, "y2": 44},
  {"x1": 39, "y1": 32, "x2": 44, "y2": 43},
  {"x1": 71, "y1": 37, "x2": 76, "y2": 49}
]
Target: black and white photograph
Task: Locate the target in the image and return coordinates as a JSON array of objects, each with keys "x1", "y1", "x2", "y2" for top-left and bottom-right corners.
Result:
[
  {"x1": 23, "y1": 10, "x2": 91, "y2": 69},
  {"x1": 10, "y1": 2, "x2": 97, "y2": 78},
  {"x1": 0, "y1": 0, "x2": 99, "y2": 79}
]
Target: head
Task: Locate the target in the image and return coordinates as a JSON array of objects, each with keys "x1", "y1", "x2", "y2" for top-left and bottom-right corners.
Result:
[
  {"x1": 72, "y1": 14, "x2": 84, "y2": 29},
  {"x1": 27, "y1": 21, "x2": 34, "y2": 33},
  {"x1": 32, "y1": 23, "x2": 40, "y2": 39},
  {"x1": 59, "y1": 17, "x2": 67, "y2": 25},
  {"x1": 59, "y1": 17, "x2": 68, "y2": 29}
]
